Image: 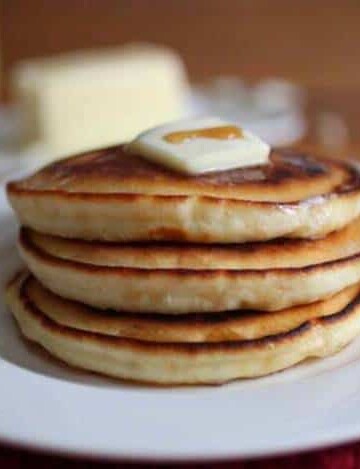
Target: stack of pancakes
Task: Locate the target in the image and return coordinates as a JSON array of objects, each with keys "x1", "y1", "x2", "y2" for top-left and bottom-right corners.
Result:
[{"x1": 6, "y1": 146, "x2": 360, "y2": 384}]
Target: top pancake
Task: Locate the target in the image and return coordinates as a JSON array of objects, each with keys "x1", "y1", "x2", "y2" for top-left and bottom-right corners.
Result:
[
  {"x1": 7, "y1": 146, "x2": 350, "y2": 201},
  {"x1": 7, "y1": 146, "x2": 360, "y2": 242}
]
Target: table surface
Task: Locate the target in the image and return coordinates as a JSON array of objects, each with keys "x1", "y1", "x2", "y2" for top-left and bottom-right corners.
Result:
[{"x1": 0, "y1": 441, "x2": 359, "y2": 468}]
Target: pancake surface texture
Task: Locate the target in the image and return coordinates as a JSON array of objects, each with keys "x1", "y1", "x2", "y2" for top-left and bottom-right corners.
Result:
[
  {"x1": 7, "y1": 146, "x2": 360, "y2": 242},
  {"x1": 21, "y1": 274, "x2": 360, "y2": 343},
  {"x1": 23, "y1": 216, "x2": 360, "y2": 269},
  {"x1": 6, "y1": 272, "x2": 360, "y2": 384},
  {"x1": 19, "y1": 225, "x2": 360, "y2": 313}
]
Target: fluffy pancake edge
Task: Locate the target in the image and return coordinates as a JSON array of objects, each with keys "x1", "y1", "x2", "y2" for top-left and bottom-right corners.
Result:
[{"x1": 6, "y1": 271, "x2": 360, "y2": 384}]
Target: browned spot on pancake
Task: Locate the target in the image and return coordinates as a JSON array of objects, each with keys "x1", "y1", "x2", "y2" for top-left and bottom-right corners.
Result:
[
  {"x1": 7, "y1": 183, "x2": 191, "y2": 203},
  {"x1": 146, "y1": 227, "x2": 214, "y2": 243},
  {"x1": 321, "y1": 296, "x2": 360, "y2": 324},
  {"x1": 146, "y1": 227, "x2": 190, "y2": 241},
  {"x1": 37, "y1": 147, "x2": 332, "y2": 186},
  {"x1": 205, "y1": 329, "x2": 242, "y2": 342}
]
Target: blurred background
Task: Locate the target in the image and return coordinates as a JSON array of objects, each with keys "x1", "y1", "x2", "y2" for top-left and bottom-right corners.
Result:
[{"x1": 0, "y1": 0, "x2": 360, "y2": 175}]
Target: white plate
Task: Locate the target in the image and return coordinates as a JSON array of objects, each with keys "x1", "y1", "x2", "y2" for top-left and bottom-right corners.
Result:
[{"x1": 2, "y1": 182, "x2": 360, "y2": 462}]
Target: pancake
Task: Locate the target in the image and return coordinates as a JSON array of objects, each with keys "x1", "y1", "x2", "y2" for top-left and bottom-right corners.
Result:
[
  {"x1": 6, "y1": 271, "x2": 360, "y2": 384},
  {"x1": 23, "y1": 274, "x2": 360, "y2": 343},
  {"x1": 7, "y1": 146, "x2": 360, "y2": 243},
  {"x1": 23, "y1": 216, "x2": 360, "y2": 269},
  {"x1": 19, "y1": 227, "x2": 360, "y2": 313}
]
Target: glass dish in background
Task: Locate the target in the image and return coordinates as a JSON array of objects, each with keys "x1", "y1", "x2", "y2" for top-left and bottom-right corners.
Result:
[{"x1": 189, "y1": 76, "x2": 306, "y2": 147}]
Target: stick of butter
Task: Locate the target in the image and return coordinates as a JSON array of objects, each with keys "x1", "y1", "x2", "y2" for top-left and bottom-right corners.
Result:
[
  {"x1": 12, "y1": 43, "x2": 189, "y2": 160},
  {"x1": 127, "y1": 117, "x2": 270, "y2": 174}
]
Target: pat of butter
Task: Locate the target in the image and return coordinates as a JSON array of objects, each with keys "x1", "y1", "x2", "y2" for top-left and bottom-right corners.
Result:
[{"x1": 127, "y1": 117, "x2": 270, "y2": 174}]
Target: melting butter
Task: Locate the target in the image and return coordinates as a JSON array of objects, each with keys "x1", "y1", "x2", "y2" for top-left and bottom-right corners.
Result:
[
  {"x1": 164, "y1": 125, "x2": 243, "y2": 144},
  {"x1": 127, "y1": 117, "x2": 270, "y2": 175}
]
